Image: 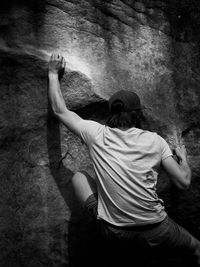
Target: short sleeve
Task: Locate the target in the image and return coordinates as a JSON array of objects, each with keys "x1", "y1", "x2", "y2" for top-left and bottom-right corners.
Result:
[
  {"x1": 158, "y1": 135, "x2": 173, "y2": 161},
  {"x1": 78, "y1": 120, "x2": 104, "y2": 146}
]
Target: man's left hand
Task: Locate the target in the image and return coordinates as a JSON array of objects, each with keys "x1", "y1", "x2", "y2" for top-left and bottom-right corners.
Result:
[{"x1": 48, "y1": 53, "x2": 65, "y2": 75}]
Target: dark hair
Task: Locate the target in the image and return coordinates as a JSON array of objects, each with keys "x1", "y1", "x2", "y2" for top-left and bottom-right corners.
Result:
[{"x1": 106, "y1": 100, "x2": 144, "y2": 129}]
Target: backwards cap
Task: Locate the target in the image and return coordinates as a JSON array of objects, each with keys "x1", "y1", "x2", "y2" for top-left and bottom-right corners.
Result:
[{"x1": 109, "y1": 90, "x2": 142, "y2": 113}]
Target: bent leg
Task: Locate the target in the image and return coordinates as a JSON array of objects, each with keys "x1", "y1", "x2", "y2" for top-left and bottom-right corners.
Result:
[
  {"x1": 71, "y1": 171, "x2": 97, "y2": 206},
  {"x1": 142, "y1": 216, "x2": 200, "y2": 266},
  {"x1": 169, "y1": 219, "x2": 200, "y2": 266},
  {"x1": 163, "y1": 217, "x2": 200, "y2": 266}
]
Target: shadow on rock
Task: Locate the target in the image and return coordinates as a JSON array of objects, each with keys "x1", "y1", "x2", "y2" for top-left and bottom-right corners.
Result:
[{"x1": 46, "y1": 103, "x2": 105, "y2": 267}]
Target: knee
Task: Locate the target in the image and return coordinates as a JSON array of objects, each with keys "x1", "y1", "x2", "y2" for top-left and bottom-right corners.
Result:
[
  {"x1": 71, "y1": 171, "x2": 97, "y2": 192},
  {"x1": 71, "y1": 171, "x2": 85, "y2": 187},
  {"x1": 71, "y1": 171, "x2": 97, "y2": 204}
]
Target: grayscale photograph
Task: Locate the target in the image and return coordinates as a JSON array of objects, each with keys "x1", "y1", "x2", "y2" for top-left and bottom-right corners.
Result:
[{"x1": 0, "y1": 0, "x2": 200, "y2": 266}]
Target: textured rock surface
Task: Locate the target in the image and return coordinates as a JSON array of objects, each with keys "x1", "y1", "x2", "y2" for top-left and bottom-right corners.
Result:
[{"x1": 0, "y1": 0, "x2": 200, "y2": 266}]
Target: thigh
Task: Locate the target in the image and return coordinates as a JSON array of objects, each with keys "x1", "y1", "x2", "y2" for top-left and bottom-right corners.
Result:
[{"x1": 141, "y1": 216, "x2": 194, "y2": 252}]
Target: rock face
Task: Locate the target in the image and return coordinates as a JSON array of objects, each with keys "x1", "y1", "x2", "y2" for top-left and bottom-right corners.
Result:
[{"x1": 0, "y1": 0, "x2": 200, "y2": 266}]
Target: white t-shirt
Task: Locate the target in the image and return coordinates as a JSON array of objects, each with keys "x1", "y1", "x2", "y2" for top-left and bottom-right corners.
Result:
[{"x1": 78, "y1": 120, "x2": 172, "y2": 226}]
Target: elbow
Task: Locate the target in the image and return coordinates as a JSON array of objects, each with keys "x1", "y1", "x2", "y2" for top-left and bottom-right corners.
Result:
[
  {"x1": 178, "y1": 176, "x2": 191, "y2": 190},
  {"x1": 53, "y1": 111, "x2": 65, "y2": 122},
  {"x1": 177, "y1": 168, "x2": 192, "y2": 190},
  {"x1": 53, "y1": 109, "x2": 61, "y2": 117},
  {"x1": 51, "y1": 104, "x2": 61, "y2": 115},
  {"x1": 52, "y1": 107, "x2": 68, "y2": 122},
  {"x1": 52, "y1": 106, "x2": 65, "y2": 117},
  {"x1": 184, "y1": 178, "x2": 191, "y2": 189},
  {"x1": 175, "y1": 182, "x2": 190, "y2": 190},
  {"x1": 50, "y1": 100, "x2": 66, "y2": 116},
  {"x1": 180, "y1": 181, "x2": 191, "y2": 190}
]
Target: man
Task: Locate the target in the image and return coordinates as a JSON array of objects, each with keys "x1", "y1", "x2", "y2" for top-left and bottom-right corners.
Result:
[{"x1": 48, "y1": 53, "x2": 200, "y2": 265}]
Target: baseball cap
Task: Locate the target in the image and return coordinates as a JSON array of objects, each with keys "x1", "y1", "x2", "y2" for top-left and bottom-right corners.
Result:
[{"x1": 109, "y1": 90, "x2": 142, "y2": 113}]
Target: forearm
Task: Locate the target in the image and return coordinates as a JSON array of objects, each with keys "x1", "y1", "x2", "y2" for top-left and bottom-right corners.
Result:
[
  {"x1": 48, "y1": 73, "x2": 67, "y2": 114},
  {"x1": 178, "y1": 158, "x2": 192, "y2": 187}
]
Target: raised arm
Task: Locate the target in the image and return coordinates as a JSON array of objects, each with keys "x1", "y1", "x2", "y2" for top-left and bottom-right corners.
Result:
[
  {"x1": 162, "y1": 145, "x2": 192, "y2": 190},
  {"x1": 48, "y1": 53, "x2": 83, "y2": 135}
]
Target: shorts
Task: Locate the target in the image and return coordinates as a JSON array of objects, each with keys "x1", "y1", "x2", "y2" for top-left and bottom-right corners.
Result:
[{"x1": 84, "y1": 193, "x2": 195, "y2": 254}]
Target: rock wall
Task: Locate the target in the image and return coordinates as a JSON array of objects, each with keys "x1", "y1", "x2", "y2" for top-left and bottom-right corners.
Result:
[{"x1": 0, "y1": 0, "x2": 200, "y2": 266}]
